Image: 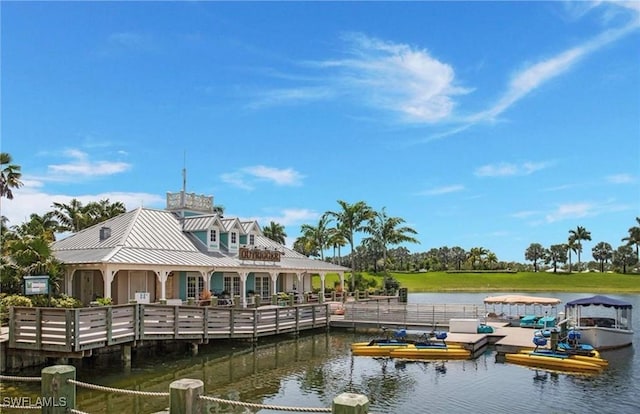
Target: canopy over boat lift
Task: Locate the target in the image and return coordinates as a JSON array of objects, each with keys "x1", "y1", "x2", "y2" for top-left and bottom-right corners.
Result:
[{"x1": 484, "y1": 295, "x2": 562, "y2": 326}]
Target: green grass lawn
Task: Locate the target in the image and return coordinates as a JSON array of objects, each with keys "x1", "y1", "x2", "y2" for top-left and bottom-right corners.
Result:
[{"x1": 313, "y1": 271, "x2": 640, "y2": 293}]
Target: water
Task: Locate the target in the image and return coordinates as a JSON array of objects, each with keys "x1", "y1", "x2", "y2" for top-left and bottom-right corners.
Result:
[{"x1": 2, "y1": 292, "x2": 639, "y2": 413}]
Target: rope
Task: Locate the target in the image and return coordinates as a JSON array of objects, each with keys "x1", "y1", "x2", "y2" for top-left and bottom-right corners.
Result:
[
  {"x1": 0, "y1": 375, "x2": 42, "y2": 382},
  {"x1": 0, "y1": 403, "x2": 42, "y2": 410},
  {"x1": 67, "y1": 379, "x2": 170, "y2": 397},
  {"x1": 199, "y1": 395, "x2": 332, "y2": 412},
  {"x1": 70, "y1": 409, "x2": 91, "y2": 414}
]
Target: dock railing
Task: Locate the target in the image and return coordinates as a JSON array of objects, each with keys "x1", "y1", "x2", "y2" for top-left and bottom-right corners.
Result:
[
  {"x1": 9, "y1": 303, "x2": 329, "y2": 353},
  {"x1": 339, "y1": 302, "x2": 483, "y2": 329},
  {"x1": 0, "y1": 365, "x2": 370, "y2": 414}
]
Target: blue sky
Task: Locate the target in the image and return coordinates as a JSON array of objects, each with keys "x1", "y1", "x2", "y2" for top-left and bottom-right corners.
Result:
[{"x1": 2, "y1": 1, "x2": 639, "y2": 263}]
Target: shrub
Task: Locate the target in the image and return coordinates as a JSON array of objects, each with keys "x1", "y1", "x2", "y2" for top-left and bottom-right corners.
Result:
[
  {"x1": 96, "y1": 297, "x2": 112, "y2": 306},
  {"x1": 0, "y1": 294, "x2": 33, "y2": 323},
  {"x1": 52, "y1": 295, "x2": 83, "y2": 308}
]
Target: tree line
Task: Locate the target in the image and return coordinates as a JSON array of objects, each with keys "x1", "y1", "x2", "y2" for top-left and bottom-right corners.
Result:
[{"x1": 524, "y1": 220, "x2": 639, "y2": 274}]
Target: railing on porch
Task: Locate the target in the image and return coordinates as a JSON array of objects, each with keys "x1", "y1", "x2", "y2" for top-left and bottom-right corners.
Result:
[{"x1": 8, "y1": 303, "x2": 329, "y2": 353}]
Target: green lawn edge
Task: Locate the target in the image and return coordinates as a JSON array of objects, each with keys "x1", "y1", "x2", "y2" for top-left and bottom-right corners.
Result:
[{"x1": 313, "y1": 271, "x2": 640, "y2": 294}]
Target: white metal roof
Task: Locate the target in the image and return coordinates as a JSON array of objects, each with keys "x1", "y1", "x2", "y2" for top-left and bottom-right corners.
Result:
[{"x1": 52, "y1": 207, "x2": 349, "y2": 273}]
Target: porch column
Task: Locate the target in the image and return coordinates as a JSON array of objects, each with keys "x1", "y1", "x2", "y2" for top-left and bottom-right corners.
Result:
[
  {"x1": 65, "y1": 268, "x2": 74, "y2": 296},
  {"x1": 339, "y1": 272, "x2": 345, "y2": 292},
  {"x1": 319, "y1": 272, "x2": 326, "y2": 303},
  {"x1": 103, "y1": 266, "x2": 117, "y2": 300},
  {"x1": 294, "y1": 272, "x2": 302, "y2": 292},
  {"x1": 154, "y1": 269, "x2": 170, "y2": 301},
  {"x1": 269, "y1": 271, "x2": 278, "y2": 296},
  {"x1": 240, "y1": 271, "x2": 249, "y2": 308},
  {"x1": 200, "y1": 270, "x2": 209, "y2": 295}
]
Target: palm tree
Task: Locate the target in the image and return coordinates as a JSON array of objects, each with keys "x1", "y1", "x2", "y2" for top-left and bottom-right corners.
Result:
[
  {"x1": 0, "y1": 152, "x2": 23, "y2": 200},
  {"x1": 450, "y1": 246, "x2": 467, "y2": 271},
  {"x1": 262, "y1": 221, "x2": 287, "y2": 244},
  {"x1": 545, "y1": 244, "x2": 568, "y2": 273},
  {"x1": 3, "y1": 233, "x2": 64, "y2": 294},
  {"x1": 468, "y1": 247, "x2": 488, "y2": 270},
  {"x1": 327, "y1": 225, "x2": 347, "y2": 265},
  {"x1": 485, "y1": 251, "x2": 498, "y2": 270},
  {"x1": 52, "y1": 199, "x2": 88, "y2": 233},
  {"x1": 566, "y1": 235, "x2": 578, "y2": 273},
  {"x1": 525, "y1": 243, "x2": 545, "y2": 272},
  {"x1": 84, "y1": 199, "x2": 126, "y2": 227},
  {"x1": 612, "y1": 245, "x2": 637, "y2": 274},
  {"x1": 362, "y1": 207, "x2": 419, "y2": 273},
  {"x1": 326, "y1": 200, "x2": 374, "y2": 290},
  {"x1": 622, "y1": 217, "x2": 640, "y2": 262},
  {"x1": 568, "y1": 226, "x2": 592, "y2": 271},
  {"x1": 592, "y1": 242, "x2": 613, "y2": 273},
  {"x1": 299, "y1": 214, "x2": 331, "y2": 260},
  {"x1": 14, "y1": 212, "x2": 59, "y2": 242},
  {"x1": 292, "y1": 233, "x2": 318, "y2": 257}
]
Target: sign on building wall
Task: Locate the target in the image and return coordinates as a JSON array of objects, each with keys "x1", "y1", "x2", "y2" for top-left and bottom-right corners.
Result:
[
  {"x1": 24, "y1": 275, "x2": 50, "y2": 295},
  {"x1": 239, "y1": 247, "x2": 283, "y2": 262}
]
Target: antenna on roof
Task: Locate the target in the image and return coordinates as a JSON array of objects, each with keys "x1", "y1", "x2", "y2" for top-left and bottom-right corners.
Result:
[{"x1": 182, "y1": 150, "x2": 187, "y2": 193}]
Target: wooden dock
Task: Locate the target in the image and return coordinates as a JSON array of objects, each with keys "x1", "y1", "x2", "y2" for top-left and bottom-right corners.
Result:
[
  {"x1": 329, "y1": 302, "x2": 541, "y2": 355},
  {"x1": 8, "y1": 303, "x2": 329, "y2": 357}
]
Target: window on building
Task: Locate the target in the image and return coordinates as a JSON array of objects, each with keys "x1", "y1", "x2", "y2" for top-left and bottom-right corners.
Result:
[
  {"x1": 210, "y1": 229, "x2": 217, "y2": 243},
  {"x1": 187, "y1": 275, "x2": 204, "y2": 299},
  {"x1": 255, "y1": 276, "x2": 270, "y2": 300},
  {"x1": 231, "y1": 231, "x2": 237, "y2": 244},
  {"x1": 249, "y1": 234, "x2": 255, "y2": 245},
  {"x1": 223, "y1": 275, "x2": 241, "y2": 296}
]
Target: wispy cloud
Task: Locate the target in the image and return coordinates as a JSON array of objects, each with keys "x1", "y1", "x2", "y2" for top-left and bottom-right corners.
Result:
[
  {"x1": 545, "y1": 202, "x2": 595, "y2": 223},
  {"x1": 329, "y1": 33, "x2": 471, "y2": 122},
  {"x1": 96, "y1": 31, "x2": 157, "y2": 58},
  {"x1": 431, "y1": 1, "x2": 640, "y2": 139},
  {"x1": 511, "y1": 210, "x2": 540, "y2": 219},
  {"x1": 1, "y1": 188, "x2": 162, "y2": 227},
  {"x1": 251, "y1": 33, "x2": 470, "y2": 122},
  {"x1": 221, "y1": 165, "x2": 304, "y2": 190},
  {"x1": 475, "y1": 161, "x2": 551, "y2": 177},
  {"x1": 418, "y1": 184, "x2": 465, "y2": 196},
  {"x1": 544, "y1": 198, "x2": 633, "y2": 223},
  {"x1": 246, "y1": 87, "x2": 334, "y2": 109},
  {"x1": 606, "y1": 173, "x2": 635, "y2": 184},
  {"x1": 45, "y1": 149, "x2": 131, "y2": 181}
]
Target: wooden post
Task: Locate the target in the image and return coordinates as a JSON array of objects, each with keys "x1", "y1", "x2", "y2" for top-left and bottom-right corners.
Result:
[
  {"x1": 169, "y1": 378, "x2": 203, "y2": 414},
  {"x1": 332, "y1": 393, "x2": 369, "y2": 414},
  {"x1": 122, "y1": 344, "x2": 132, "y2": 368},
  {"x1": 41, "y1": 365, "x2": 76, "y2": 414}
]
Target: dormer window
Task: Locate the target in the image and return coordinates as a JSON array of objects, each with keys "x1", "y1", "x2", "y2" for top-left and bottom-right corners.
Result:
[
  {"x1": 249, "y1": 234, "x2": 255, "y2": 245},
  {"x1": 210, "y1": 229, "x2": 217, "y2": 243},
  {"x1": 231, "y1": 231, "x2": 237, "y2": 244}
]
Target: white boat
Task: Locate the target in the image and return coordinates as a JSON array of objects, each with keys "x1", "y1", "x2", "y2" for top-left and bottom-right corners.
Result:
[{"x1": 564, "y1": 295, "x2": 633, "y2": 350}]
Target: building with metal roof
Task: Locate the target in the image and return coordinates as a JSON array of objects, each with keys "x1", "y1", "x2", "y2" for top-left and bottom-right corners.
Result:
[{"x1": 52, "y1": 190, "x2": 349, "y2": 306}]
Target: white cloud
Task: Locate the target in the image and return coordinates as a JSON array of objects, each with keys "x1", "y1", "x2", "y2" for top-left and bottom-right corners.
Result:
[
  {"x1": 220, "y1": 172, "x2": 253, "y2": 190},
  {"x1": 543, "y1": 197, "x2": 634, "y2": 224},
  {"x1": 45, "y1": 149, "x2": 131, "y2": 180},
  {"x1": 511, "y1": 210, "x2": 539, "y2": 219},
  {"x1": 1, "y1": 186, "x2": 163, "y2": 227},
  {"x1": 252, "y1": 33, "x2": 469, "y2": 123},
  {"x1": 244, "y1": 165, "x2": 304, "y2": 186},
  {"x1": 330, "y1": 33, "x2": 470, "y2": 122},
  {"x1": 475, "y1": 161, "x2": 551, "y2": 177},
  {"x1": 545, "y1": 202, "x2": 594, "y2": 223},
  {"x1": 247, "y1": 87, "x2": 335, "y2": 109},
  {"x1": 606, "y1": 173, "x2": 635, "y2": 184},
  {"x1": 222, "y1": 166, "x2": 304, "y2": 189},
  {"x1": 419, "y1": 185, "x2": 465, "y2": 196}
]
